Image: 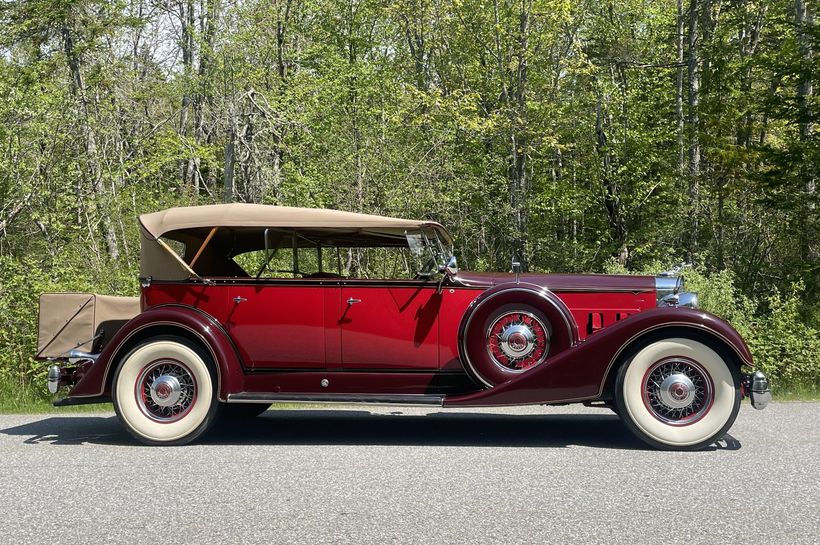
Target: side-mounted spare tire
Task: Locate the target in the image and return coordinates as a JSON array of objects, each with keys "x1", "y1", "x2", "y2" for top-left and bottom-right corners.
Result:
[{"x1": 459, "y1": 287, "x2": 576, "y2": 387}]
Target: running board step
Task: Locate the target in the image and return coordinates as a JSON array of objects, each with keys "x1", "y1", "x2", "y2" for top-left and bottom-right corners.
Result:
[{"x1": 226, "y1": 392, "x2": 444, "y2": 406}]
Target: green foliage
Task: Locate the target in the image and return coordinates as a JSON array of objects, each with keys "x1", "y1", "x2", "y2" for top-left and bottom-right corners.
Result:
[
  {"x1": 748, "y1": 286, "x2": 820, "y2": 387},
  {"x1": 687, "y1": 271, "x2": 820, "y2": 388},
  {"x1": 606, "y1": 261, "x2": 820, "y2": 391}
]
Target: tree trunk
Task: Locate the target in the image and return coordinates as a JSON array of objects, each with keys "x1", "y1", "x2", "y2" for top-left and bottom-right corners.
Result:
[
  {"x1": 179, "y1": 0, "x2": 196, "y2": 194},
  {"x1": 737, "y1": 3, "x2": 766, "y2": 148},
  {"x1": 223, "y1": 122, "x2": 235, "y2": 202},
  {"x1": 676, "y1": 0, "x2": 686, "y2": 180},
  {"x1": 597, "y1": 90, "x2": 627, "y2": 263},
  {"x1": 62, "y1": 22, "x2": 119, "y2": 261},
  {"x1": 687, "y1": 0, "x2": 701, "y2": 262},
  {"x1": 795, "y1": 0, "x2": 816, "y2": 264},
  {"x1": 509, "y1": 0, "x2": 530, "y2": 270}
]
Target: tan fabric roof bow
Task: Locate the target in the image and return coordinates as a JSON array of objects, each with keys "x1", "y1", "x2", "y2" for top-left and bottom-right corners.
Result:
[{"x1": 139, "y1": 203, "x2": 450, "y2": 241}]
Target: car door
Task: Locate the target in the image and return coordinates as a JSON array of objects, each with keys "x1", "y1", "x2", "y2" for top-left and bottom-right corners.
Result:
[
  {"x1": 225, "y1": 282, "x2": 329, "y2": 369},
  {"x1": 338, "y1": 282, "x2": 441, "y2": 370}
]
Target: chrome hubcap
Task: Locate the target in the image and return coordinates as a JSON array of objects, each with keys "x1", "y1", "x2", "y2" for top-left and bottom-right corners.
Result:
[
  {"x1": 643, "y1": 358, "x2": 713, "y2": 426},
  {"x1": 136, "y1": 361, "x2": 197, "y2": 422},
  {"x1": 487, "y1": 311, "x2": 549, "y2": 372},
  {"x1": 658, "y1": 374, "x2": 696, "y2": 408},
  {"x1": 498, "y1": 324, "x2": 536, "y2": 359},
  {"x1": 150, "y1": 375, "x2": 182, "y2": 407}
]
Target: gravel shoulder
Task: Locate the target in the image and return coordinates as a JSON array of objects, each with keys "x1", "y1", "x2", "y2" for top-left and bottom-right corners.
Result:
[{"x1": 1, "y1": 402, "x2": 818, "y2": 545}]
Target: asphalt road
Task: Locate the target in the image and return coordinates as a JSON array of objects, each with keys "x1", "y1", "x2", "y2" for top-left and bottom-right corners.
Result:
[{"x1": 1, "y1": 402, "x2": 818, "y2": 545}]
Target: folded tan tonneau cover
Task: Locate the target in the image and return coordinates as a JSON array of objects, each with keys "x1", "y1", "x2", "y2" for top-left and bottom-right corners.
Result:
[{"x1": 36, "y1": 293, "x2": 140, "y2": 359}]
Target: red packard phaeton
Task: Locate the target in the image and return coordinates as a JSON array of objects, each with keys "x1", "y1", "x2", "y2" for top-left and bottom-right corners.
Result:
[{"x1": 37, "y1": 204, "x2": 771, "y2": 449}]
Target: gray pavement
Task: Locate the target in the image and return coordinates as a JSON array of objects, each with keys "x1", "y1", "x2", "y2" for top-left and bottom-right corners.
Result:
[{"x1": 0, "y1": 402, "x2": 818, "y2": 545}]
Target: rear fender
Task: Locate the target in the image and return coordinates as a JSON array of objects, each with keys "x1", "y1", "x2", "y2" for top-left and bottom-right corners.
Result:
[
  {"x1": 445, "y1": 307, "x2": 753, "y2": 407},
  {"x1": 67, "y1": 305, "x2": 244, "y2": 402}
]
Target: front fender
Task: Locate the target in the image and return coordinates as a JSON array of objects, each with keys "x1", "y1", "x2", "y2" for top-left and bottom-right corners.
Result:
[
  {"x1": 444, "y1": 306, "x2": 753, "y2": 407},
  {"x1": 67, "y1": 304, "x2": 244, "y2": 402}
]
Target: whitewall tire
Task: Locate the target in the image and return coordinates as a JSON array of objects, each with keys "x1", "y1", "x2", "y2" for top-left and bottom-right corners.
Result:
[
  {"x1": 615, "y1": 337, "x2": 741, "y2": 450},
  {"x1": 113, "y1": 336, "x2": 219, "y2": 445}
]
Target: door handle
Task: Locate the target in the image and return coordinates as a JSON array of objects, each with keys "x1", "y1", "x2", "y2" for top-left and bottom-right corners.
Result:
[
  {"x1": 346, "y1": 297, "x2": 362, "y2": 305},
  {"x1": 233, "y1": 296, "x2": 247, "y2": 304}
]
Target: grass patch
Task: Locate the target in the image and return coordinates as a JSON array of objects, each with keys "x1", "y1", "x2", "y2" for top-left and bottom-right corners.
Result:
[
  {"x1": 0, "y1": 382, "x2": 111, "y2": 414},
  {"x1": 772, "y1": 382, "x2": 820, "y2": 402}
]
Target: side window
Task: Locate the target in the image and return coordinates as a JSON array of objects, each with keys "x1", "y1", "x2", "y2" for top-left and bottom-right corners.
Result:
[
  {"x1": 233, "y1": 245, "x2": 332, "y2": 278},
  {"x1": 229, "y1": 228, "x2": 445, "y2": 280},
  {"x1": 295, "y1": 247, "x2": 321, "y2": 276},
  {"x1": 164, "y1": 238, "x2": 186, "y2": 259},
  {"x1": 340, "y1": 247, "x2": 423, "y2": 280},
  {"x1": 233, "y1": 249, "x2": 294, "y2": 278}
]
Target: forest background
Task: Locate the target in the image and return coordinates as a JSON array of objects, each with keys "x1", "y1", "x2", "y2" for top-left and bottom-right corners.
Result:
[{"x1": 0, "y1": 0, "x2": 817, "y2": 408}]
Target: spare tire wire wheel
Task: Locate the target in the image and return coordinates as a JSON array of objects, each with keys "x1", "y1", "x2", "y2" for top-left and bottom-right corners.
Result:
[{"x1": 486, "y1": 311, "x2": 550, "y2": 372}]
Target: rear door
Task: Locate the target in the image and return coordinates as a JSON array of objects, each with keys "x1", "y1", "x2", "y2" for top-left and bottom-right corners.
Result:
[{"x1": 225, "y1": 282, "x2": 328, "y2": 369}]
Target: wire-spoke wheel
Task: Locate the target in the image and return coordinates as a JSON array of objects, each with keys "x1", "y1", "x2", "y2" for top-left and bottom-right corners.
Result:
[
  {"x1": 486, "y1": 311, "x2": 550, "y2": 372},
  {"x1": 463, "y1": 303, "x2": 554, "y2": 386},
  {"x1": 615, "y1": 337, "x2": 740, "y2": 450},
  {"x1": 113, "y1": 336, "x2": 220, "y2": 445}
]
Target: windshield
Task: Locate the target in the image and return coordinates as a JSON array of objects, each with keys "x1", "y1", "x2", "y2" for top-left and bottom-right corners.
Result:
[{"x1": 406, "y1": 228, "x2": 450, "y2": 277}]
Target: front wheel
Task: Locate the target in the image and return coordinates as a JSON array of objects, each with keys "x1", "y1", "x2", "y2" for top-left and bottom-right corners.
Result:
[
  {"x1": 615, "y1": 337, "x2": 741, "y2": 451},
  {"x1": 112, "y1": 336, "x2": 220, "y2": 445}
]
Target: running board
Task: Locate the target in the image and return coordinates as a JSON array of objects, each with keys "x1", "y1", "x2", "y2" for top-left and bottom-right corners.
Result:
[{"x1": 226, "y1": 392, "x2": 444, "y2": 407}]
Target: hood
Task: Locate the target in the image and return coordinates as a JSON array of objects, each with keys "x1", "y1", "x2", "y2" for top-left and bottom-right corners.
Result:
[{"x1": 452, "y1": 271, "x2": 656, "y2": 293}]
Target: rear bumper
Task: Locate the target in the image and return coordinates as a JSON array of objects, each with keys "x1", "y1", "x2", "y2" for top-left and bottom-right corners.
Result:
[
  {"x1": 45, "y1": 355, "x2": 98, "y2": 397},
  {"x1": 744, "y1": 371, "x2": 772, "y2": 410}
]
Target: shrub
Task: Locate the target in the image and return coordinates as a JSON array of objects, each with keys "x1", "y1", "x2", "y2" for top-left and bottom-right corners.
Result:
[{"x1": 606, "y1": 260, "x2": 820, "y2": 391}]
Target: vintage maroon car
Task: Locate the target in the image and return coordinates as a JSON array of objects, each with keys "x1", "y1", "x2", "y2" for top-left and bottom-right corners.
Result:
[{"x1": 37, "y1": 204, "x2": 771, "y2": 449}]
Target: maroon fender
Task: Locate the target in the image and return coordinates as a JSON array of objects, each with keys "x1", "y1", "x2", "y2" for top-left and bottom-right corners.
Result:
[
  {"x1": 67, "y1": 304, "x2": 245, "y2": 402},
  {"x1": 458, "y1": 282, "x2": 580, "y2": 386},
  {"x1": 445, "y1": 306, "x2": 753, "y2": 407}
]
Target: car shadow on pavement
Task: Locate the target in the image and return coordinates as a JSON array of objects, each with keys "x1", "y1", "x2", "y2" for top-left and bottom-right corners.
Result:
[
  {"x1": 0, "y1": 410, "x2": 742, "y2": 451},
  {"x1": 0, "y1": 416, "x2": 130, "y2": 446}
]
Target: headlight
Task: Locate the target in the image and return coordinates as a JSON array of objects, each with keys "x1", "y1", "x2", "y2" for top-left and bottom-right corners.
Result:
[
  {"x1": 655, "y1": 270, "x2": 698, "y2": 309},
  {"x1": 655, "y1": 275, "x2": 683, "y2": 304}
]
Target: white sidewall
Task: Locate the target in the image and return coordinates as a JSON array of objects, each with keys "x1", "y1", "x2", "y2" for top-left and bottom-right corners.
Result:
[
  {"x1": 622, "y1": 338, "x2": 736, "y2": 447},
  {"x1": 115, "y1": 341, "x2": 213, "y2": 443}
]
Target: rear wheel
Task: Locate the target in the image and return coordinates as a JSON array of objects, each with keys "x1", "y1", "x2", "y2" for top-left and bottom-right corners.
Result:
[
  {"x1": 615, "y1": 337, "x2": 741, "y2": 450},
  {"x1": 112, "y1": 336, "x2": 220, "y2": 445}
]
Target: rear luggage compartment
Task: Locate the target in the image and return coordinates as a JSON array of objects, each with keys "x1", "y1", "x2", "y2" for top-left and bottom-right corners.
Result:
[{"x1": 36, "y1": 293, "x2": 140, "y2": 359}]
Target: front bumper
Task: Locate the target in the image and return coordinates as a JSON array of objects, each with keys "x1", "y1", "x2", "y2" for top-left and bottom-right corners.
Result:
[{"x1": 743, "y1": 371, "x2": 772, "y2": 410}]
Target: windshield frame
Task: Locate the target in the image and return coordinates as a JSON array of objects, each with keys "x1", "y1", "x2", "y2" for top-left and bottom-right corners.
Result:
[{"x1": 408, "y1": 228, "x2": 451, "y2": 278}]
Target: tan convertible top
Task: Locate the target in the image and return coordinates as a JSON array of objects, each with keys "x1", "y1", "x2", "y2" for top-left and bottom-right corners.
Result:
[
  {"x1": 139, "y1": 204, "x2": 452, "y2": 280},
  {"x1": 140, "y1": 204, "x2": 449, "y2": 240}
]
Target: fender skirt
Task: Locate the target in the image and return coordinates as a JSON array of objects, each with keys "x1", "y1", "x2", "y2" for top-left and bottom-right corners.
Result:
[
  {"x1": 444, "y1": 306, "x2": 753, "y2": 407},
  {"x1": 66, "y1": 304, "x2": 244, "y2": 402}
]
